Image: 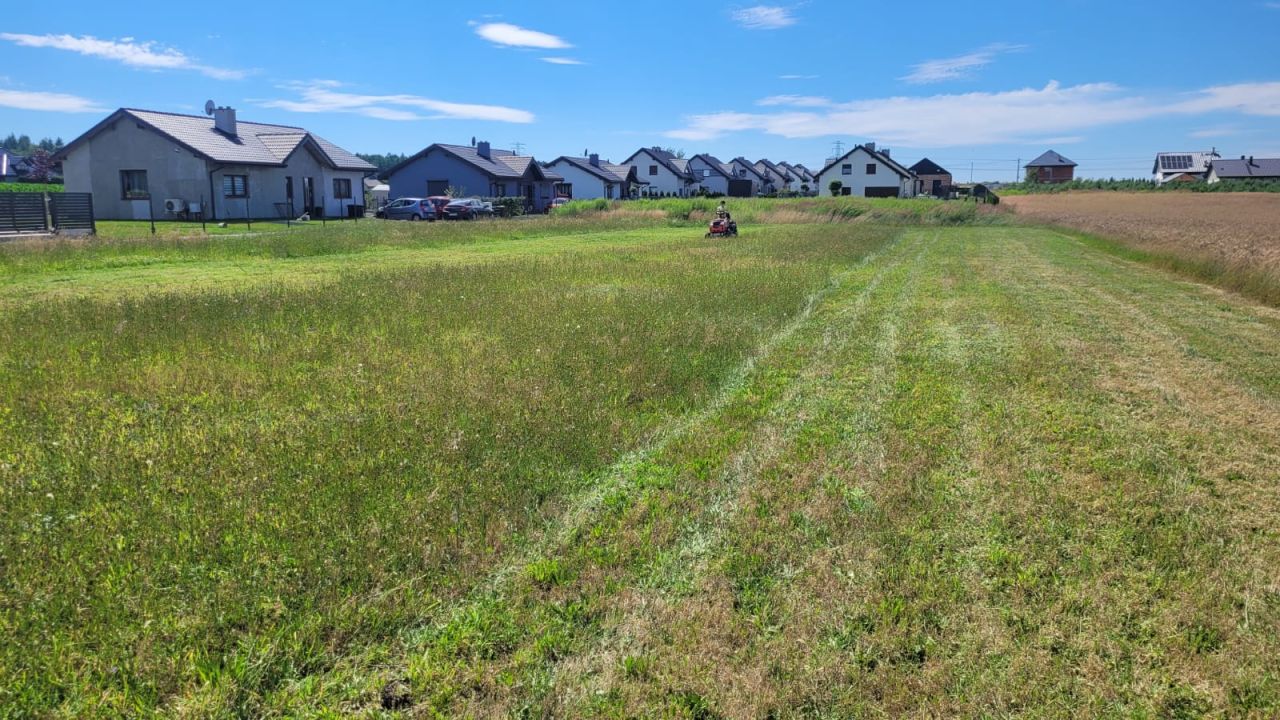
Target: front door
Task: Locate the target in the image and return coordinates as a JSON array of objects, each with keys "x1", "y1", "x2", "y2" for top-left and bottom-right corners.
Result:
[
  {"x1": 302, "y1": 177, "x2": 315, "y2": 214},
  {"x1": 285, "y1": 177, "x2": 294, "y2": 213},
  {"x1": 525, "y1": 183, "x2": 535, "y2": 210},
  {"x1": 931, "y1": 179, "x2": 941, "y2": 196}
]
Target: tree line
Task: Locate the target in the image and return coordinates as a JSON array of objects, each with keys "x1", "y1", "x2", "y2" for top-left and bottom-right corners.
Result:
[{"x1": 2, "y1": 134, "x2": 65, "y2": 154}]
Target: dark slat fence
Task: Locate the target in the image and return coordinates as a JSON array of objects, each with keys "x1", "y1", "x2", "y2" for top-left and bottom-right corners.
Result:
[{"x1": 0, "y1": 192, "x2": 96, "y2": 235}]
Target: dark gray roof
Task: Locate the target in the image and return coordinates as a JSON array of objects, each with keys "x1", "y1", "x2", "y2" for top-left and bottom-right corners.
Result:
[
  {"x1": 53, "y1": 108, "x2": 374, "y2": 171},
  {"x1": 816, "y1": 144, "x2": 914, "y2": 180},
  {"x1": 755, "y1": 158, "x2": 793, "y2": 182},
  {"x1": 622, "y1": 147, "x2": 694, "y2": 180},
  {"x1": 691, "y1": 153, "x2": 734, "y2": 179},
  {"x1": 1025, "y1": 150, "x2": 1077, "y2": 168},
  {"x1": 908, "y1": 158, "x2": 950, "y2": 176},
  {"x1": 1211, "y1": 158, "x2": 1280, "y2": 179},
  {"x1": 731, "y1": 158, "x2": 766, "y2": 181},
  {"x1": 548, "y1": 155, "x2": 636, "y2": 184},
  {"x1": 381, "y1": 143, "x2": 557, "y2": 182}
]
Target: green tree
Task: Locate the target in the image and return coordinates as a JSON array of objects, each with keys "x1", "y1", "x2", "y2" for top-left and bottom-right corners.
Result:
[{"x1": 829, "y1": 180, "x2": 843, "y2": 197}]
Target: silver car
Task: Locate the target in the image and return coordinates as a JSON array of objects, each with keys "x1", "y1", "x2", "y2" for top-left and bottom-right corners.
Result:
[{"x1": 381, "y1": 197, "x2": 436, "y2": 221}]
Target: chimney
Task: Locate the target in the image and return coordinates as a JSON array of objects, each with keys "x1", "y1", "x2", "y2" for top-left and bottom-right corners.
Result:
[
  {"x1": 589, "y1": 153, "x2": 600, "y2": 167},
  {"x1": 865, "y1": 142, "x2": 876, "y2": 152},
  {"x1": 213, "y1": 106, "x2": 237, "y2": 136},
  {"x1": 882, "y1": 148, "x2": 891, "y2": 158},
  {"x1": 1249, "y1": 156, "x2": 1255, "y2": 166},
  {"x1": 477, "y1": 141, "x2": 491, "y2": 159}
]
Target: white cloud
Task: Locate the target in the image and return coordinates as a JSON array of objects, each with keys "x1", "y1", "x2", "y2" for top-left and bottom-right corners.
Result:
[
  {"x1": 901, "y1": 43, "x2": 1025, "y2": 84},
  {"x1": 258, "y1": 83, "x2": 534, "y2": 123},
  {"x1": 732, "y1": 6, "x2": 797, "y2": 30},
  {"x1": 541, "y1": 57, "x2": 584, "y2": 65},
  {"x1": 474, "y1": 23, "x2": 570, "y2": 49},
  {"x1": 1189, "y1": 126, "x2": 1240, "y2": 138},
  {"x1": 758, "y1": 94, "x2": 832, "y2": 107},
  {"x1": 665, "y1": 80, "x2": 1280, "y2": 147},
  {"x1": 0, "y1": 87, "x2": 105, "y2": 113},
  {"x1": 779, "y1": 74, "x2": 819, "y2": 80},
  {"x1": 1174, "y1": 82, "x2": 1280, "y2": 116},
  {"x1": 0, "y1": 32, "x2": 247, "y2": 80}
]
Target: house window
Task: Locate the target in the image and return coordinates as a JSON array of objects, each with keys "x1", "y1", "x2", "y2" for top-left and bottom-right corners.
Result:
[
  {"x1": 493, "y1": 183, "x2": 507, "y2": 197},
  {"x1": 555, "y1": 183, "x2": 572, "y2": 197},
  {"x1": 120, "y1": 169, "x2": 149, "y2": 199},
  {"x1": 702, "y1": 169, "x2": 711, "y2": 177},
  {"x1": 649, "y1": 165, "x2": 658, "y2": 176},
  {"x1": 841, "y1": 187, "x2": 852, "y2": 196},
  {"x1": 333, "y1": 178, "x2": 352, "y2": 199},
  {"x1": 223, "y1": 174, "x2": 248, "y2": 198},
  {"x1": 866, "y1": 164, "x2": 877, "y2": 175},
  {"x1": 841, "y1": 164, "x2": 852, "y2": 175}
]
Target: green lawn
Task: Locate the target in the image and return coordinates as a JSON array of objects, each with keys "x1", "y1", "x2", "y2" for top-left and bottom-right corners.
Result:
[{"x1": 1, "y1": 214, "x2": 1278, "y2": 717}]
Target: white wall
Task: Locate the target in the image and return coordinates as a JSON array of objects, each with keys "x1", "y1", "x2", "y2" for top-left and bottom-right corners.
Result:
[
  {"x1": 626, "y1": 150, "x2": 690, "y2": 197},
  {"x1": 545, "y1": 160, "x2": 608, "y2": 199},
  {"x1": 687, "y1": 157, "x2": 730, "y2": 195},
  {"x1": 815, "y1": 147, "x2": 916, "y2": 198}
]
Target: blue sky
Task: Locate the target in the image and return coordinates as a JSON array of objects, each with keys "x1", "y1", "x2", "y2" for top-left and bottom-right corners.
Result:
[{"x1": 2, "y1": 0, "x2": 1278, "y2": 180}]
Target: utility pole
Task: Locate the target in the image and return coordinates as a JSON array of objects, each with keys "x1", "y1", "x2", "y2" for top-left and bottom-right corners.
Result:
[
  {"x1": 512, "y1": 141, "x2": 526, "y2": 155},
  {"x1": 831, "y1": 140, "x2": 844, "y2": 157},
  {"x1": 970, "y1": 162, "x2": 974, "y2": 183},
  {"x1": 1015, "y1": 157, "x2": 1021, "y2": 182}
]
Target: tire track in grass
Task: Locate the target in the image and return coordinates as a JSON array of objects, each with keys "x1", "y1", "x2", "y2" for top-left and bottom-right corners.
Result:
[
  {"x1": 538, "y1": 234, "x2": 929, "y2": 715},
  {"x1": 962, "y1": 227, "x2": 1280, "y2": 715},
  {"x1": 305, "y1": 231, "x2": 910, "y2": 714}
]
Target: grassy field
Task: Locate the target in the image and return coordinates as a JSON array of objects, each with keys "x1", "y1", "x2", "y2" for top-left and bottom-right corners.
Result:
[{"x1": 2, "y1": 203, "x2": 1279, "y2": 717}]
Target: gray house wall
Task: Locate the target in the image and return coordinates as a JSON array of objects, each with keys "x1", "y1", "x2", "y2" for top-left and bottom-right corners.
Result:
[
  {"x1": 62, "y1": 118, "x2": 209, "y2": 220},
  {"x1": 61, "y1": 120, "x2": 368, "y2": 220},
  {"x1": 686, "y1": 157, "x2": 730, "y2": 195}
]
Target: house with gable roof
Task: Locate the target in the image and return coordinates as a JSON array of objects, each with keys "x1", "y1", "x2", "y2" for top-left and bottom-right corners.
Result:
[
  {"x1": 380, "y1": 140, "x2": 562, "y2": 212},
  {"x1": 622, "y1": 147, "x2": 698, "y2": 197},
  {"x1": 686, "y1": 153, "x2": 739, "y2": 196},
  {"x1": 754, "y1": 159, "x2": 794, "y2": 194},
  {"x1": 779, "y1": 162, "x2": 816, "y2": 194},
  {"x1": 53, "y1": 103, "x2": 375, "y2": 220},
  {"x1": 1024, "y1": 150, "x2": 1077, "y2": 184},
  {"x1": 729, "y1": 158, "x2": 767, "y2": 196},
  {"x1": 1152, "y1": 150, "x2": 1219, "y2": 184},
  {"x1": 543, "y1": 153, "x2": 644, "y2": 200},
  {"x1": 815, "y1": 143, "x2": 917, "y2": 198},
  {"x1": 909, "y1": 158, "x2": 952, "y2": 197}
]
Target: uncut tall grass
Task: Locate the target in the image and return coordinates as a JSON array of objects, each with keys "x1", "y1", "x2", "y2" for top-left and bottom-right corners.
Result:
[{"x1": 0, "y1": 225, "x2": 891, "y2": 713}]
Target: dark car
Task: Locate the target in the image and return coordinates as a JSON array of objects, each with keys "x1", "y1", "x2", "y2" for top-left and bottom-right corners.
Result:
[
  {"x1": 442, "y1": 198, "x2": 493, "y2": 220},
  {"x1": 381, "y1": 197, "x2": 436, "y2": 221}
]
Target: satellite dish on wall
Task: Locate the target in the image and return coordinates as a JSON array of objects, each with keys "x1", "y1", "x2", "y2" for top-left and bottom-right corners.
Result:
[{"x1": 205, "y1": 100, "x2": 216, "y2": 116}]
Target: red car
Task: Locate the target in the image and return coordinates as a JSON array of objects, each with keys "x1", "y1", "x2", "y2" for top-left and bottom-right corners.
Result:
[{"x1": 425, "y1": 196, "x2": 452, "y2": 217}]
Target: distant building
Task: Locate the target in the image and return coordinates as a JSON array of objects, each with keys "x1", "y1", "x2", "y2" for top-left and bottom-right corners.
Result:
[
  {"x1": 1024, "y1": 150, "x2": 1077, "y2": 184},
  {"x1": 543, "y1": 154, "x2": 645, "y2": 200},
  {"x1": 729, "y1": 158, "x2": 767, "y2": 196},
  {"x1": 686, "y1": 153, "x2": 738, "y2": 196},
  {"x1": 380, "y1": 141, "x2": 562, "y2": 212},
  {"x1": 1207, "y1": 156, "x2": 1280, "y2": 183},
  {"x1": 909, "y1": 158, "x2": 952, "y2": 197},
  {"x1": 53, "y1": 104, "x2": 374, "y2": 220},
  {"x1": 814, "y1": 143, "x2": 917, "y2": 198},
  {"x1": 622, "y1": 147, "x2": 698, "y2": 197},
  {"x1": 1152, "y1": 150, "x2": 1219, "y2": 184}
]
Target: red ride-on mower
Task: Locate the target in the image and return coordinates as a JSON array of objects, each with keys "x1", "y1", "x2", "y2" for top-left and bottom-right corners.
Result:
[{"x1": 705, "y1": 215, "x2": 738, "y2": 238}]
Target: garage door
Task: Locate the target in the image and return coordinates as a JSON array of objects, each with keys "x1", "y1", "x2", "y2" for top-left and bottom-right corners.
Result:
[
  {"x1": 864, "y1": 187, "x2": 900, "y2": 198},
  {"x1": 727, "y1": 179, "x2": 754, "y2": 198}
]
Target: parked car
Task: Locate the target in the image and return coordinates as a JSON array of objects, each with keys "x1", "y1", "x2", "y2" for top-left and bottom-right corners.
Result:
[
  {"x1": 442, "y1": 198, "x2": 493, "y2": 220},
  {"x1": 381, "y1": 197, "x2": 436, "y2": 221},
  {"x1": 548, "y1": 196, "x2": 571, "y2": 212},
  {"x1": 425, "y1": 196, "x2": 452, "y2": 217}
]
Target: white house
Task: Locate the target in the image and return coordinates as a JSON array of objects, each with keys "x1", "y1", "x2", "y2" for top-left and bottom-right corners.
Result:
[
  {"x1": 754, "y1": 159, "x2": 794, "y2": 194},
  {"x1": 1152, "y1": 150, "x2": 1219, "y2": 184},
  {"x1": 815, "y1": 143, "x2": 917, "y2": 198},
  {"x1": 54, "y1": 104, "x2": 375, "y2": 220},
  {"x1": 779, "y1": 162, "x2": 815, "y2": 194},
  {"x1": 622, "y1": 147, "x2": 697, "y2": 197},
  {"x1": 544, "y1": 154, "x2": 643, "y2": 199},
  {"x1": 729, "y1": 158, "x2": 767, "y2": 196},
  {"x1": 686, "y1": 153, "x2": 736, "y2": 195}
]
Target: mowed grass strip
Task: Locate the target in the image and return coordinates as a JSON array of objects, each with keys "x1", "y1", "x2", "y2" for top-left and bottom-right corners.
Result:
[
  {"x1": 368, "y1": 227, "x2": 1280, "y2": 718},
  {"x1": 0, "y1": 224, "x2": 893, "y2": 716}
]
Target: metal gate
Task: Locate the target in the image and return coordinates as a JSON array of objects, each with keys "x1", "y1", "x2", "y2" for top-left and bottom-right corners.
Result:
[
  {"x1": 0, "y1": 192, "x2": 96, "y2": 235},
  {"x1": 49, "y1": 193, "x2": 96, "y2": 233},
  {"x1": 0, "y1": 192, "x2": 49, "y2": 234}
]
